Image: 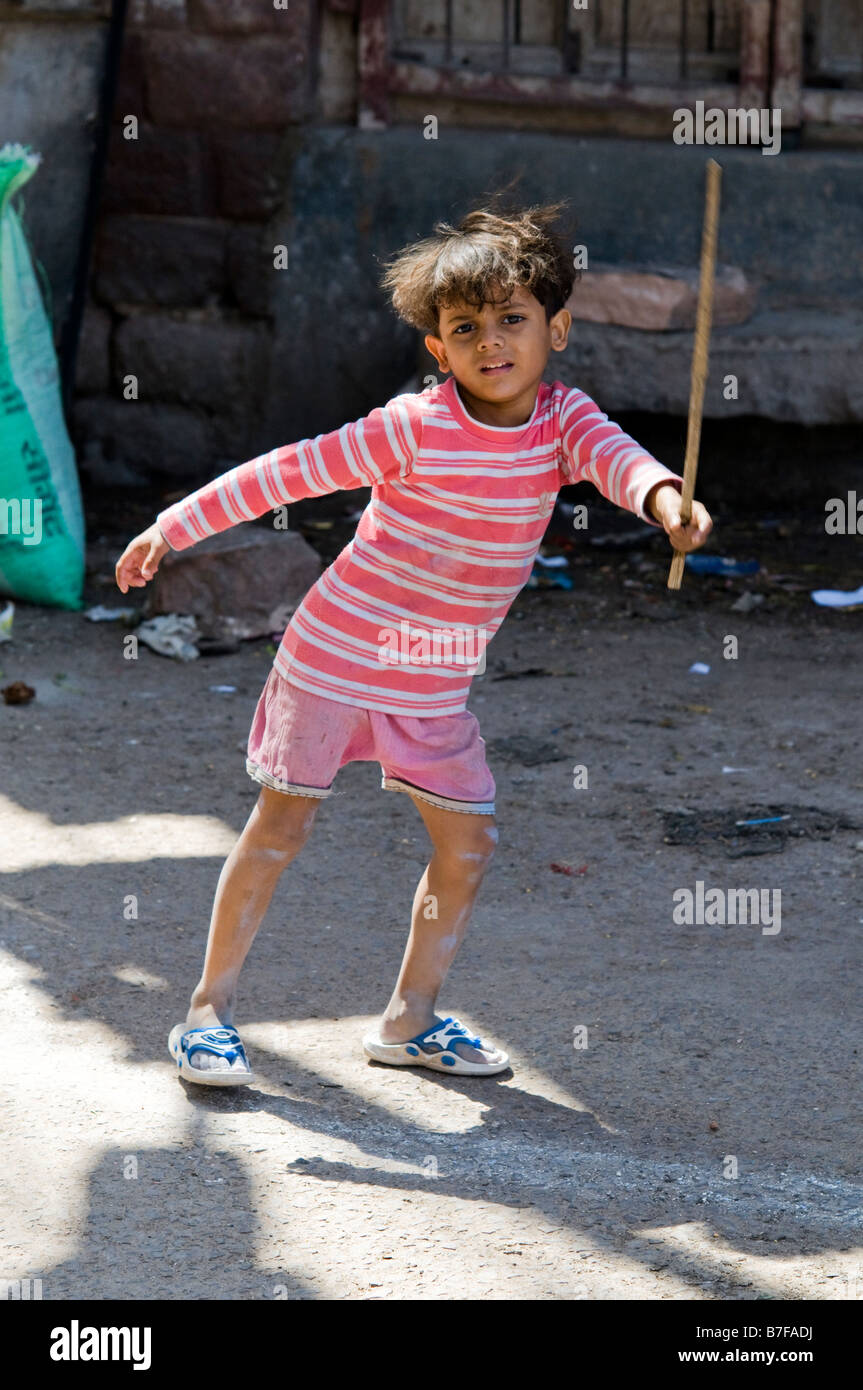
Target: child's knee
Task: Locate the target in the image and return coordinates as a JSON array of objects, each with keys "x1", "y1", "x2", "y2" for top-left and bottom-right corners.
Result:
[
  {"x1": 447, "y1": 817, "x2": 498, "y2": 871},
  {"x1": 251, "y1": 787, "x2": 320, "y2": 856}
]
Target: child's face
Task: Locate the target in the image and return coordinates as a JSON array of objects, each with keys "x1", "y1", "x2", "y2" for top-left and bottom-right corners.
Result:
[{"x1": 424, "y1": 286, "x2": 571, "y2": 404}]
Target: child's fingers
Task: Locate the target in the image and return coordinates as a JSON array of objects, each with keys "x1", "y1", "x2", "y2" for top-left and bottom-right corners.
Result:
[
  {"x1": 686, "y1": 504, "x2": 713, "y2": 546},
  {"x1": 666, "y1": 523, "x2": 699, "y2": 552},
  {"x1": 115, "y1": 544, "x2": 148, "y2": 592},
  {"x1": 115, "y1": 554, "x2": 131, "y2": 592},
  {"x1": 115, "y1": 555, "x2": 132, "y2": 591},
  {"x1": 666, "y1": 502, "x2": 713, "y2": 551}
]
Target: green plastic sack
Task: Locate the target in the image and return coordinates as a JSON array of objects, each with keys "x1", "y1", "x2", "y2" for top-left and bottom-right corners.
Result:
[{"x1": 0, "y1": 143, "x2": 84, "y2": 609}]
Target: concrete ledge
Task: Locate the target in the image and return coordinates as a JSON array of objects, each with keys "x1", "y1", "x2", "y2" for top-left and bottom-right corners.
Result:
[{"x1": 555, "y1": 308, "x2": 863, "y2": 424}]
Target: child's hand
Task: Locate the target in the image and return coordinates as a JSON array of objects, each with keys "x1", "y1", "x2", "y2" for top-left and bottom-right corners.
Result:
[
  {"x1": 648, "y1": 484, "x2": 713, "y2": 552},
  {"x1": 115, "y1": 523, "x2": 170, "y2": 593}
]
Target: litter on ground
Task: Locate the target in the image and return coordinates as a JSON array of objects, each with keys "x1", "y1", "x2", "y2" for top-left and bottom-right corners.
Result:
[
  {"x1": 731, "y1": 591, "x2": 765, "y2": 612},
  {"x1": 810, "y1": 585, "x2": 863, "y2": 609},
  {"x1": 2, "y1": 680, "x2": 35, "y2": 705},
  {"x1": 686, "y1": 555, "x2": 760, "y2": 576},
  {"x1": 528, "y1": 553, "x2": 573, "y2": 590},
  {"x1": 85, "y1": 604, "x2": 138, "y2": 623},
  {"x1": 136, "y1": 614, "x2": 200, "y2": 661},
  {"x1": 661, "y1": 805, "x2": 858, "y2": 857}
]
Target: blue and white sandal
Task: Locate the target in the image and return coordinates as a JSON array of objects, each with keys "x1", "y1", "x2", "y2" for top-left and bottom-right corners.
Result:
[
  {"x1": 168, "y1": 1023, "x2": 255, "y2": 1087},
  {"x1": 362, "y1": 1016, "x2": 510, "y2": 1076}
]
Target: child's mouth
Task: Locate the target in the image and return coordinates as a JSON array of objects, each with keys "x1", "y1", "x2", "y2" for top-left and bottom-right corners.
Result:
[{"x1": 479, "y1": 362, "x2": 513, "y2": 375}]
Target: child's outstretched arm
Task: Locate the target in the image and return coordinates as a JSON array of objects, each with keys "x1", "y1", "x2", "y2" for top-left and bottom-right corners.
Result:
[
  {"x1": 115, "y1": 394, "x2": 424, "y2": 593},
  {"x1": 559, "y1": 387, "x2": 712, "y2": 551}
]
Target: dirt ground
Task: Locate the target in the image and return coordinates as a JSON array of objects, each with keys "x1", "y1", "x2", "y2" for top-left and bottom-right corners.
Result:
[{"x1": 1, "y1": 495, "x2": 861, "y2": 1301}]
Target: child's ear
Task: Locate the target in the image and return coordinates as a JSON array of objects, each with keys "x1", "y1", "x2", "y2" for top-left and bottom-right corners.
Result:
[
  {"x1": 549, "y1": 308, "x2": 572, "y2": 352},
  {"x1": 424, "y1": 334, "x2": 449, "y2": 373}
]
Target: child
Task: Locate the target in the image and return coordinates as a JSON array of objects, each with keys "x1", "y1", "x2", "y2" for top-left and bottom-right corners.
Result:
[{"x1": 116, "y1": 202, "x2": 712, "y2": 1085}]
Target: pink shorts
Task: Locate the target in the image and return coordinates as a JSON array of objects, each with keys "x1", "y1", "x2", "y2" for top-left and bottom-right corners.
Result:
[{"x1": 246, "y1": 670, "x2": 496, "y2": 814}]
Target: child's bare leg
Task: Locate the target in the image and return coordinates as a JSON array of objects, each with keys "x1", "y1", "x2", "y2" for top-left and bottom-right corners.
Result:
[
  {"x1": 379, "y1": 797, "x2": 502, "y2": 1065},
  {"x1": 184, "y1": 786, "x2": 320, "y2": 1072}
]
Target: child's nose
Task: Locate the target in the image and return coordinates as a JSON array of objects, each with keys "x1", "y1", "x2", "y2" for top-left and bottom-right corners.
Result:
[{"x1": 477, "y1": 325, "x2": 505, "y2": 350}]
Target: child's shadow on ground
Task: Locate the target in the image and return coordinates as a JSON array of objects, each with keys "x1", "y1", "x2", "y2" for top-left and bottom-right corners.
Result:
[
  {"x1": 173, "y1": 1045, "x2": 835, "y2": 1300},
  {"x1": 40, "y1": 1134, "x2": 315, "y2": 1301}
]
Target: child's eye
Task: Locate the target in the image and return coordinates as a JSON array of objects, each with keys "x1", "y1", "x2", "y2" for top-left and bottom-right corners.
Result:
[{"x1": 453, "y1": 314, "x2": 524, "y2": 335}]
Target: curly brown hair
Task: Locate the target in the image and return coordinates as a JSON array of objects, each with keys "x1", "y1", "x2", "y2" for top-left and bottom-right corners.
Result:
[{"x1": 380, "y1": 197, "x2": 576, "y2": 336}]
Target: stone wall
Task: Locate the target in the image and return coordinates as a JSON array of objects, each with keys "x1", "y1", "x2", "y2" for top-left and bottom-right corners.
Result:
[{"x1": 72, "y1": 0, "x2": 338, "y2": 487}]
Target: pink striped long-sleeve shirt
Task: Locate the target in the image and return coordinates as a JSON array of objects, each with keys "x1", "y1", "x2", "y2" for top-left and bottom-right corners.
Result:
[{"x1": 157, "y1": 376, "x2": 683, "y2": 716}]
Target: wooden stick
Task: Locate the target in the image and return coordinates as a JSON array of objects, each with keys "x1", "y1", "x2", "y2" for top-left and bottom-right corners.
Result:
[{"x1": 667, "y1": 158, "x2": 722, "y2": 590}]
